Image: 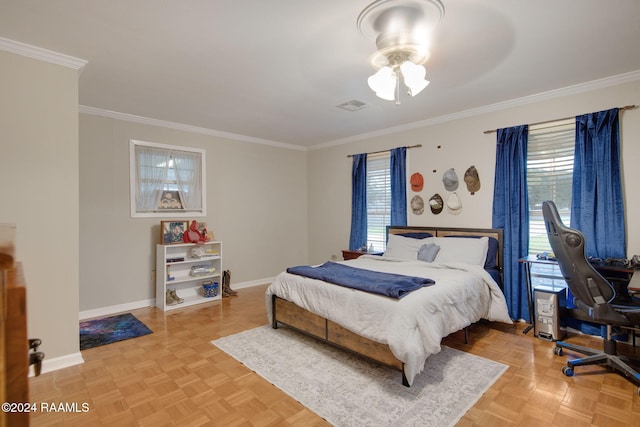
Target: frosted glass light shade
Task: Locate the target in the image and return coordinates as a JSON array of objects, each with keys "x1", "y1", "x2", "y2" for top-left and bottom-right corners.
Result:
[
  {"x1": 400, "y1": 61, "x2": 429, "y2": 96},
  {"x1": 367, "y1": 66, "x2": 396, "y2": 101}
]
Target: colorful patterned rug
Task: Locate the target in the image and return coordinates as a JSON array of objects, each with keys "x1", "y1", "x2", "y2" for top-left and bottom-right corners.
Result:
[{"x1": 80, "y1": 313, "x2": 152, "y2": 350}]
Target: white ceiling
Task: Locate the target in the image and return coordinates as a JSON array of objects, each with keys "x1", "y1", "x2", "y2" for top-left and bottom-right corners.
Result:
[{"x1": 2, "y1": 0, "x2": 640, "y2": 148}]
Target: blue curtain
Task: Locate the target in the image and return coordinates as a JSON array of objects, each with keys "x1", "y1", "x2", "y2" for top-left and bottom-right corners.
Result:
[
  {"x1": 390, "y1": 147, "x2": 407, "y2": 226},
  {"x1": 349, "y1": 153, "x2": 367, "y2": 250},
  {"x1": 571, "y1": 108, "x2": 625, "y2": 259},
  {"x1": 492, "y1": 125, "x2": 529, "y2": 321}
]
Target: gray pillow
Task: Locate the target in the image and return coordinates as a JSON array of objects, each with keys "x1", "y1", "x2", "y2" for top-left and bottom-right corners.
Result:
[{"x1": 417, "y1": 243, "x2": 440, "y2": 262}]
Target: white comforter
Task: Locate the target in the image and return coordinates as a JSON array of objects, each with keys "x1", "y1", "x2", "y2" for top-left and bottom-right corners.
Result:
[{"x1": 265, "y1": 255, "x2": 512, "y2": 385}]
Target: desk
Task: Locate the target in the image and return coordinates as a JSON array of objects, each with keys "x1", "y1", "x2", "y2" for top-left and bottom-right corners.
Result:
[
  {"x1": 519, "y1": 255, "x2": 639, "y2": 335},
  {"x1": 587, "y1": 260, "x2": 639, "y2": 292}
]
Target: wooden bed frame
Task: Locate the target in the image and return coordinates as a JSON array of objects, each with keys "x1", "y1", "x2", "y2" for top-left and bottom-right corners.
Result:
[{"x1": 271, "y1": 226, "x2": 503, "y2": 386}]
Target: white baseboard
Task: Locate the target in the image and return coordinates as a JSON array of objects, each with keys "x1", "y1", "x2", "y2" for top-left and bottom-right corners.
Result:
[
  {"x1": 79, "y1": 278, "x2": 273, "y2": 320},
  {"x1": 79, "y1": 298, "x2": 155, "y2": 320},
  {"x1": 29, "y1": 351, "x2": 84, "y2": 377},
  {"x1": 231, "y1": 277, "x2": 275, "y2": 289}
]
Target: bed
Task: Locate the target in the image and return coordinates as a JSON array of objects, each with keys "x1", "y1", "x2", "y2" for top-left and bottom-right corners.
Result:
[{"x1": 265, "y1": 226, "x2": 513, "y2": 386}]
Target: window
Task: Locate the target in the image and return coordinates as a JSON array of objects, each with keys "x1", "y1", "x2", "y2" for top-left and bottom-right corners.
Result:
[
  {"x1": 366, "y1": 153, "x2": 391, "y2": 252},
  {"x1": 130, "y1": 140, "x2": 206, "y2": 218},
  {"x1": 526, "y1": 120, "x2": 575, "y2": 290},
  {"x1": 527, "y1": 119, "x2": 575, "y2": 255}
]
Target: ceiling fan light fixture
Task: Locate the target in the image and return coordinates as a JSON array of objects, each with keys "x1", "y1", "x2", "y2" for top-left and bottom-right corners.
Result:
[{"x1": 357, "y1": 0, "x2": 444, "y2": 103}]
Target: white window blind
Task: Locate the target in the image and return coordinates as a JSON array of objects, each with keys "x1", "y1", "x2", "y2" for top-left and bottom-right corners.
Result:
[
  {"x1": 527, "y1": 119, "x2": 575, "y2": 255},
  {"x1": 366, "y1": 153, "x2": 391, "y2": 252}
]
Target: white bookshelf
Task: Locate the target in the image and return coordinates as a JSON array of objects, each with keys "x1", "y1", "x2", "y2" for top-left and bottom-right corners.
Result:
[{"x1": 156, "y1": 241, "x2": 222, "y2": 311}]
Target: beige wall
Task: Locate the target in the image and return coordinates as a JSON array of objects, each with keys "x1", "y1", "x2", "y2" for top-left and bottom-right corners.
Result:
[
  {"x1": 0, "y1": 51, "x2": 81, "y2": 361},
  {"x1": 307, "y1": 79, "x2": 640, "y2": 265},
  {"x1": 79, "y1": 115, "x2": 308, "y2": 311}
]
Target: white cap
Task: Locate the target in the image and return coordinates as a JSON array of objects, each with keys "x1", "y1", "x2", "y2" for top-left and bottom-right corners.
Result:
[{"x1": 446, "y1": 193, "x2": 462, "y2": 215}]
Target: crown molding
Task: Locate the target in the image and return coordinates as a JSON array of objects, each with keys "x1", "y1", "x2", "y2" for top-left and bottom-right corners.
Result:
[
  {"x1": 79, "y1": 106, "x2": 307, "y2": 151},
  {"x1": 0, "y1": 37, "x2": 87, "y2": 70},
  {"x1": 311, "y1": 70, "x2": 640, "y2": 151},
  {"x1": 77, "y1": 69, "x2": 640, "y2": 152}
]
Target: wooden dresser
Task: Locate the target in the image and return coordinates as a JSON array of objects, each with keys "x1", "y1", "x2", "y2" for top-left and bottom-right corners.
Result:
[
  {"x1": 341, "y1": 250, "x2": 383, "y2": 260},
  {"x1": 1, "y1": 264, "x2": 29, "y2": 427}
]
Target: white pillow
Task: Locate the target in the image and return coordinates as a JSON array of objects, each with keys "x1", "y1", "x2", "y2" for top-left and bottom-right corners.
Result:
[
  {"x1": 433, "y1": 236, "x2": 489, "y2": 266},
  {"x1": 383, "y1": 234, "x2": 434, "y2": 260}
]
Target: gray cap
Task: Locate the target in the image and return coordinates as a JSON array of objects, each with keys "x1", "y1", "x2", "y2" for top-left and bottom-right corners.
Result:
[{"x1": 442, "y1": 168, "x2": 459, "y2": 191}]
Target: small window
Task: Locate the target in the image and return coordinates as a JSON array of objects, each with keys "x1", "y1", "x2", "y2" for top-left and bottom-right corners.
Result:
[{"x1": 130, "y1": 140, "x2": 206, "y2": 218}]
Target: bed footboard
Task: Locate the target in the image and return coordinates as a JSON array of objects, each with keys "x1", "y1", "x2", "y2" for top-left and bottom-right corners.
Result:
[{"x1": 272, "y1": 295, "x2": 409, "y2": 386}]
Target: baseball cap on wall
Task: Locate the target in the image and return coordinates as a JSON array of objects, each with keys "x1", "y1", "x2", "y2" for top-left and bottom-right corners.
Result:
[
  {"x1": 410, "y1": 172, "x2": 424, "y2": 192},
  {"x1": 428, "y1": 193, "x2": 443, "y2": 215},
  {"x1": 442, "y1": 168, "x2": 458, "y2": 191},
  {"x1": 446, "y1": 192, "x2": 462, "y2": 215},
  {"x1": 464, "y1": 166, "x2": 480, "y2": 195},
  {"x1": 411, "y1": 195, "x2": 425, "y2": 215}
]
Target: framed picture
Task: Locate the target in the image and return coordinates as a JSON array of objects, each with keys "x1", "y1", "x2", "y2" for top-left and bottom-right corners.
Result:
[{"x1": 161, "y1": 220, "x2": 189, "y2": 244}]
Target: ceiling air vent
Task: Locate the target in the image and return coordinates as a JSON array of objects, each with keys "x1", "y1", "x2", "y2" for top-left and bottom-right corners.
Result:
[{"x1": 336, "y1": 99, "x2": 367, "y2": 112}]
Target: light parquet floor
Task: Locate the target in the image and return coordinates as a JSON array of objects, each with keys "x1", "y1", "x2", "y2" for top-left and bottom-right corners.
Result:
[{"x1": 30, "y1": 284, "x2": 640, "y2": 426}]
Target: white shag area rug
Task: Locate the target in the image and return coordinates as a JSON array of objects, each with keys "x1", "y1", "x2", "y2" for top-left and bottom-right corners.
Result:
[{"x1": 212, "y1": 325, "x2": 507, "y2": 427}]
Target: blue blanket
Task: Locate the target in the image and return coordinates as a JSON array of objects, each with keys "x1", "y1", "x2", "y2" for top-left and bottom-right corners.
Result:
[{"x1": 286, "y1": 261, "x2": 434, "y2": 299}]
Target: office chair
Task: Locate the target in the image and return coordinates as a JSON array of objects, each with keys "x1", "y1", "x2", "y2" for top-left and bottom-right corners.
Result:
[{"x1": 542, "y1": 200, "x2": 640, "y2": 393}]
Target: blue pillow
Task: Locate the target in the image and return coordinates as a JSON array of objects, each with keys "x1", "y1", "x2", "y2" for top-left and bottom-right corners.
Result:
[
  {"x1": 417, "y1": 243, "x2": 440, "y2": 262},
  {"x1": 485, "y1": 237, "x2": 499, "y2": 268},
  {"x1": 395, "y1": 232, "x2": 434, "y2": 239}
]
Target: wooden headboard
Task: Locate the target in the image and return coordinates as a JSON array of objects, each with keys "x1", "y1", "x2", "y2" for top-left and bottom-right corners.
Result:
[{"x1": 386, "y1": 226, "x2": 504, "y2": 271}]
